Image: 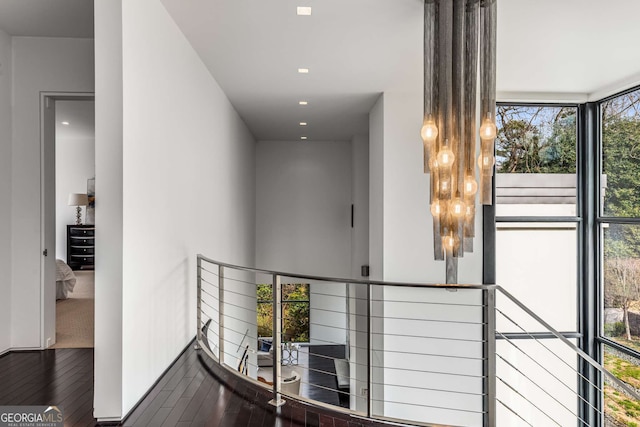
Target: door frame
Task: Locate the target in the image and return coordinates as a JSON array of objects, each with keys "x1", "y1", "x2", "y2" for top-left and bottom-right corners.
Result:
[{"x1": 40, "y1": 91, "x2": 95, "y2": 349}]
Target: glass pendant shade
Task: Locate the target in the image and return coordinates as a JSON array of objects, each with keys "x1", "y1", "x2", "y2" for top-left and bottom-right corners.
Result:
[
  {"x1": 422, "y1": 0, "x2": 496, "y2": 279},
  {"x1": 421, "y1": 120, "x2": 439, "y2": 143}
]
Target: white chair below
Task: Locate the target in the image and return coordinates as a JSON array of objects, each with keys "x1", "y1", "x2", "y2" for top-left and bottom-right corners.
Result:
[{"x1": 280, "y1": 371, "x2": 301, "y2": 395}]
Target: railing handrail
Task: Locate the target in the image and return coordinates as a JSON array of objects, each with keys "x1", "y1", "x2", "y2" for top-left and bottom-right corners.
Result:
[
  {"x1": 496, "y1": 285, "x2": 640, "y2": 401},
  {"x1": 197, "y1": 253, "x2": 496, "y2": 290},
  {"x1": 196, "y1": 254, "x2": 640, "y2": 426}
]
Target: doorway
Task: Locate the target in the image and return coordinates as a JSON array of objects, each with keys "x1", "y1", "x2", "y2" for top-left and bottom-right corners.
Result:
[{"x1": 41, "y1": 93, "x2": 95, "y2": 349}]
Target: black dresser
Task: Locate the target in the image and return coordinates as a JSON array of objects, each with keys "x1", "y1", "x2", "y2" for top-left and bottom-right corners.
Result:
[{"x1": 67, "y1": 225, "x2": 95, "y2": 270}]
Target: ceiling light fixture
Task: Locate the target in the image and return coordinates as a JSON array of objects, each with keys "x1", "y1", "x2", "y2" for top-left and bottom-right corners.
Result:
[
  {"x1": 299, "y1": 122, "x2": 307, "y2": 126},
  {"x1": 297, "y1": 7, "x2": 312, "y2": 16},
  {"x1": 298, "y1": 68, "x2": 309, "y2": 74},
  {"x1": 299, "y1": 101, "x2": 308, "y2": 106},
  {"x1": 300, "y1": 136, "x2": 308, "y2": 140},
  {"x1": 422, "y1": 0, "x2": 496, "y2": 283},
  {"x1": 61, "y1": 121, "x2": 70, "y2": 125}
]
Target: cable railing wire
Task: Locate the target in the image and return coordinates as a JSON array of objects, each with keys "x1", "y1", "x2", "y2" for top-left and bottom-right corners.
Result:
[
  {"x1": 496, "y1": 331, "x2": 604, "y2": 401},
  {"x1": 496, "y1": 352, "x2": 601, "y2": 419},
  {"x1": 199, "y1": 286, "x2": 219, "y2": 302},
  {"x1": 369, "y1": 397, "x2": 485, "y2": 415},
  {"x1": 197, "y1": 255, "x2": 632, "y2": 427},
  {"x1": 308, "y1": 306, "x2": 483, "y2": 326},
  {"x1": 306, "y1": 336, "x2": 484, "y2": 362},
  {"x1": 308, "y1": 320, "x2": 481, "y2": 339},
  {"x1": 370, "y1": 379, "x2": 484, "y2": 397},
  {"x1": 496, "y1": 309, "x2": 604, "y2": 395},
  {"x1": 199, "y1": 266, "x2": 268, "y2": 289},
  {"x1": 496, "y1": 307, "x2": 597, "y2": 383},
  {"x1": 200, "y1": 299, "x2": 220, "y2": 315},
  {"x1": 223, "y1": 287, "x2": 258, "y2": 300},
  {"x1": 308, "y1": 289, "x2": 484, "y2": 308},
  {"x1": 496, "y1": 375, "x2": 565, "y2": 427},
  {"x1": 497, "y1": 398, "x2": 534, "y2": 427}
]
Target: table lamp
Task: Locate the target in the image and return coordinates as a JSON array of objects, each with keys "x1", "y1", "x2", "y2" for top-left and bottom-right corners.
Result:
[{"x1": 68, "y1": 193, "x2": 89, "y2": 225}]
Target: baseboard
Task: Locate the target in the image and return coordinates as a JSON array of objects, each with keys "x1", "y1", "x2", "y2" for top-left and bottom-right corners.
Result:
[
  {"x1": 0, "y1": 346, "x2": 46, "y2": 358},
  {"x1": 95, "y1": 417, "x2": 121, "y2": 426},
  {"x1": 119, "y1": 336, "x2": 196, "y2": 425}
]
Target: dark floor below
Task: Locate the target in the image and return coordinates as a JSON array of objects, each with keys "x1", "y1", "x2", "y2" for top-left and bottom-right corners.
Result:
[
  {"x1": 0, "y1": 348, "x2": 95, "y2": 427},
  {"x1": 0, "y1": 343, "x2": 386, "y2": 427}
]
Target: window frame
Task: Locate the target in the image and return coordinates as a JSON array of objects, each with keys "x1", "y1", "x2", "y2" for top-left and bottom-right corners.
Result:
[
  {"x1": 256, "y1": 282, "x2": 311, "y2": 343},
  {"x1": 489, "y1": 92, "x2": 640, "y2": 426},
  {"x1": 596, "y1": 87, "x2": 640, "y2": 361},
  {"x1": 493, "y1": 102, "x2": 582, "y2": 336}
]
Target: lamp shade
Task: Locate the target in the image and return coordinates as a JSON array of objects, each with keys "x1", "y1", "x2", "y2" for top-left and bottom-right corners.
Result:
[{"x1": 68, "y1": 193, "x2": 89, "y2": 206}]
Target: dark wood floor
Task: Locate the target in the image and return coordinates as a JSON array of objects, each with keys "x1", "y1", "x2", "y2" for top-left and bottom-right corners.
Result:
[
  {"x1": 306, "y1": 345, "x2": 348, "y2": 408},
  {"x1": 0, "y1": 343, "x2": 387, "y2": 427},
  {"x1": 0, "y1": 348, "x2": 95, "y2": 427}
]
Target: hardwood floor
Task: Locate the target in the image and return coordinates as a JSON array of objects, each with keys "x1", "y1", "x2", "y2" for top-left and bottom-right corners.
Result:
[
  {"x1": 0, "y1": 343, "x2": 387, "y2": 427},
  {"x1": 306, "y1": 345, "x2": 348, "y2": 408},
  {"x1": 0, "y1": 348, "x2": 95, "y2": 427}
]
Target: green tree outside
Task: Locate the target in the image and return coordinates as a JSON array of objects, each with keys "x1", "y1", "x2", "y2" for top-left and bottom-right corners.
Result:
[{"x1": 257, "y1": 283, "x2": 310, "y2": 342}]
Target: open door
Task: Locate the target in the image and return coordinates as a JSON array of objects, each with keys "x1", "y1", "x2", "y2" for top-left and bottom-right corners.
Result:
[{"x1": 41, "y1": 94, "x2": 57, "y2": 348}]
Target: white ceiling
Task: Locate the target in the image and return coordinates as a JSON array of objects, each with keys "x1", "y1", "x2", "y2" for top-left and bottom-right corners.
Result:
[
  {"x1": 0, "y1": 0, "x2": 93, "y2": 38},
  {"x1": 2, "y1": 0, "x2": 640, "y2": 142},
  {"x1": 497, "y1": 0, "x2": 640, "y2": 98}
]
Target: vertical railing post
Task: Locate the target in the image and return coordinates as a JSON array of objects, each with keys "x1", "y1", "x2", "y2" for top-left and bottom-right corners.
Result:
[
  {"x1": 366, "y1": 283, "x2": 372, "y2": 418},
  {"x1": 269, "y1": 274, "x2": 284, "y2": 406},
  {"x1": 195, "y1": 256, "x2": 202, "y2": 349},
  {"x1": 484, "y1": 288, "x2": 496, "y2": 427},
  {"x1": 218, "y1": 265, "x2": 225, "y2": 364}
]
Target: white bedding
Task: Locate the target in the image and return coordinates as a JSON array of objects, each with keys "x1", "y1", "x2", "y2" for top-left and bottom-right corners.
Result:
[{"x1": 56, "y1": 259, "x2": 76, "y2": 300}]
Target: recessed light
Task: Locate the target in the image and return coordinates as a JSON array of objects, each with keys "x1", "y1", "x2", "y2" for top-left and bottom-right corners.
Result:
[
  {"x1": 297, "y1": 7, "x2": 312, "y2": 16},
  {"x1": 61, "y1": 121, "x2": 70, "y2": 126},
  {"x1": 298, "y1": 68, "x2": 309, "y2": 74},
  {"x1": 301, "y1": 136, "x2": 308, "y2": 140},
  {"x1": 299, "y1": 101, "x2": 308, "y2": 106},
  {"x1": 299, "y1": 122, "x2": 307, "y2": 126}
]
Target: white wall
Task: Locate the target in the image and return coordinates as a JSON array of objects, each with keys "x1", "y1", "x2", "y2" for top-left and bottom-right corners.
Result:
[
  {"x1": 369, "y1": 96, "x2": 384, "y2": 282},
  {"x1": 380, "y1": 90, "x2": 484, "y2": 284},
  {"x1": 349, "y1": 134, "x2": 369, "y2": 411},
  {"x1": 98, "y1": 0, "x2": 257, "y2": 418},
  {"x1": 368, "y1": 87, "x2": 485, "y2": 425},
  {"x1": 10, "y1": 37, "x2": 94, "y2": 349},
  {"x1": 255, "y1": 140, "x2": 352, "y2": 278},
  {"x1": 351, "y1": 135, "x2": 369, "y2": 279},
  {"x1": 496, "y1": 223, "x2": 577, "y2": 332},
  {"x1": 94, "y1": 0, "x2": 123, "y2": 419},
  {"x1": 0, "y1": 29, "x2": 12, "y2": 355},
  {"x1": 55, "y1": 137, "x2": 95, "y2": 260},
  {"x1": 309, "y1": 280, "x2": 347, "y2": 346}
]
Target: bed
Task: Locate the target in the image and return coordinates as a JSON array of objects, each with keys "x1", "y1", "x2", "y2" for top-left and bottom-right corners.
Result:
[{"x1": 56, "y1": 259, "x2": 76, "y2": 300}]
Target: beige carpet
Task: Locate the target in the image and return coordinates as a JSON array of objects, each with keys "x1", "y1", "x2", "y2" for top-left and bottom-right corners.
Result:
[{"x1": 53, "y1": 271, "x2": 94, "y2": 348}]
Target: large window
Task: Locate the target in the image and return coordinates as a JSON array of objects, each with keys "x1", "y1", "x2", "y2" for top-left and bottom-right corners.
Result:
[
  {"x1": 494, "y1": 104, "x2": 580, "y2": 425},
  {"x1": 495, "y1": 104, "x2": 578, "y2": 328},
  {"x1": 600, "y1": 89, "x2": 640, "y2": 426},
  {"x1": 493, "y1": 94, "x2": 640, "y2": 426},
  {"x1": 257, "y1": 283, "x2": 310, "y2": 342},
  {"x1": 495, "y1": 105, "x2": 577, "y2": 217}
]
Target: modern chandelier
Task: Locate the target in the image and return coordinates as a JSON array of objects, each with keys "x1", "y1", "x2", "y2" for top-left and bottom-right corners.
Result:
[{"x1": 421, "y1": 0, "x2": 496, "y2": 282}]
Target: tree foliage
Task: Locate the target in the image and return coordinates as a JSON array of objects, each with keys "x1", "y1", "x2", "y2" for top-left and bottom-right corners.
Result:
[
  {"x1": 604, "y1": 258, "x2": 640, "y2": 341},
  {"x1": 257, "y1": 283, "x2": 310, "y2": 342},
  {"x1": 496, "y1": 97, "x2": 640, "y2": 347},
  {"x1": 601, "y1": 89, "x2": 640, "y2": 346},
  {"x1": 602, "y1": 91, "x2": 640, "y2": 258},
  {"x1": 496, "y1": 106, "x2": 576, "y2": 174}
]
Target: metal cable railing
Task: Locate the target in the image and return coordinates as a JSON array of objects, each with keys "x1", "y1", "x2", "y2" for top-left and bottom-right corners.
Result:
[{"x1": 195, "y1": 255, "x2": 640, "y2": 427}]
